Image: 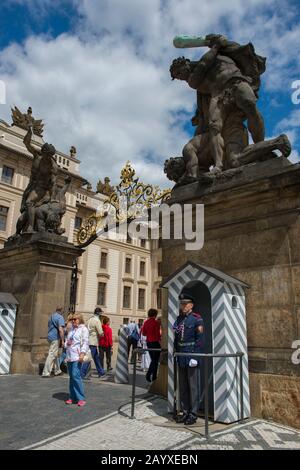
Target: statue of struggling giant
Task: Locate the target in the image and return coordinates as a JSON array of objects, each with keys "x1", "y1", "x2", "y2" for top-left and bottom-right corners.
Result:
[
  {"x1": 166, "y1": 34, "x2": 291, "y2": 184},
  {"x1": 14, "y1": 125, "x2": 70, "y2": 236}
]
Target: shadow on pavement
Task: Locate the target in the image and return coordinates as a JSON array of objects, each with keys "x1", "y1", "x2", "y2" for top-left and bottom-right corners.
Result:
[{"x1": 52, "y1": 392, "x2": 69, "y2": 401}]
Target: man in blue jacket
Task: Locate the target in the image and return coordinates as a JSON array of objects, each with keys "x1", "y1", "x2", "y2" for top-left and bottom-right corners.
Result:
[
  {"x1": 42, "y1": 307, "x2": 65, "y2": 377},
  {"x1": 173, "y1": 293, "x2": 205, "y2": 425}
]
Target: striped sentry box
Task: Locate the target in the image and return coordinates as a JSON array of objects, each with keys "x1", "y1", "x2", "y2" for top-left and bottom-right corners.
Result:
[
  {"x1": 0, "y1": 294, "x2": 18, "y2": 375},
  {"x1": 161, "y1": 261, "x2": 250, "y2": 424},
  {"x1": 114, "y1": 326, "x2": 129, "y2": 384}
]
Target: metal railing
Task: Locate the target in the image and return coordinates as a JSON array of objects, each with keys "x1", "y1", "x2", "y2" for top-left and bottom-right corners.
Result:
[
  {"x1": 130, "y1": 348, "x2": 245, "y2": 439},
  {"x1": 174, "y1": 352, "x2": 244, "y2": 438}
]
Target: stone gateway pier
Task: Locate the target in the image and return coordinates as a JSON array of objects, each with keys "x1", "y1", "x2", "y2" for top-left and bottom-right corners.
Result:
[
  {"x1": 153, "y1": 33, "x2": 300, "y2": 430},
  {"x1": 155, "y1": 157, "x2": 300, "y2": 430}
]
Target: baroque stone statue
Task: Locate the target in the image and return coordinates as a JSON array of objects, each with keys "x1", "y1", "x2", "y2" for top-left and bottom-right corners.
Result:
[
  {"x1": 165, "y1": 34, "x2": 291, "y2": 185},
  {"x1": 11, "y1": 106, "x2": 44, "y2": 137},
  {"x1": 96, "y1": 176, "x2": 114, "y2": 196},
  {"x1": 14, "y1": 125, "x2": 70, "y2": 236}
]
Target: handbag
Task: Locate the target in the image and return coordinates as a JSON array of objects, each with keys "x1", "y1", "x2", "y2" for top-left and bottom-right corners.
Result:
[{"x1": 82, "y1": 350, "x2": 92, "y2": 362}]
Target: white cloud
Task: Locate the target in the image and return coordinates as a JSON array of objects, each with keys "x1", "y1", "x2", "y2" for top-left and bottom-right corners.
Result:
[
  {"x1": 274, "y1": 109, "x2": 300, "y2": 163},
  {"x1": 0, "y1": 33, "x2": 191, "y2": 187},
  {"x1": 288, "y1": 149, "x2": 300, "y2": 163},
  {"x1": 0, "y1": 0, "x2": 299, "y2": 188}
]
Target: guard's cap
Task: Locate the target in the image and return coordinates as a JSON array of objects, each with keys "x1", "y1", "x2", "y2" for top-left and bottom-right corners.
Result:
[{"x1": 179, "y1": 292, "x2": 195, "y2": 303}]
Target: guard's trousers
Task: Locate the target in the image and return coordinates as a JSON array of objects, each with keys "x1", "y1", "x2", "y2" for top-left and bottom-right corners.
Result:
[{"x1": 178, "y1": 366, "x2": 199, "y2": 418}]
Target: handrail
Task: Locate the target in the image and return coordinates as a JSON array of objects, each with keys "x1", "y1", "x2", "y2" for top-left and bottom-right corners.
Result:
[
  {"x1": 130, "y1": 348, "x2": 244, "y2": 440},
  {"x1": 173, "y1": 351, "x2": 244, "y2": 438}
]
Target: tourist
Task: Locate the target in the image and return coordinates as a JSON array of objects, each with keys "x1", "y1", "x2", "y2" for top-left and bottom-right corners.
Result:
[
  {"x1": 65, "y1": 313, "x2": 89, "y2": 406},
  {"x1": 99, "y1": 316, "x2": 113, "y2": 371},
  {"x1": 59, "y1": 313, "x2": 74, "y2": 373},
  {"x1": 139, "y1": 324, "x2": 151, "y2": 372},
  {"x1": 42, "y1": 306, "x2": 65, "y2": 377},
  {"x1": 127, "y1": 320, "x2": 140, "y2": 363},
  {"x1": 141, "y1": 309, "x2": 161, "y2": 382},
  {"x1": 81, "y1": 307, "x2": 106, "y2": 379}
]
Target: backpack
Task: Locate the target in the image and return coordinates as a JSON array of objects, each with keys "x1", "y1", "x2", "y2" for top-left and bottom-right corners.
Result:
[{"x1": 130, "y1": 325, "x2": 140, "y2": 342}]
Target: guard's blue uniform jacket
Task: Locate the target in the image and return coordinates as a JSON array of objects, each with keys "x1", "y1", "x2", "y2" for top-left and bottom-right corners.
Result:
[{"x1": 173, "y1": 312, "x2": 205, "y2": 368}]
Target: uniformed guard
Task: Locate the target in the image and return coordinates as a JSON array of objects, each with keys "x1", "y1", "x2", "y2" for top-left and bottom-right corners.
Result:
[{"x1": 173, "y1": 292, "x2": 205, "y2": 425}]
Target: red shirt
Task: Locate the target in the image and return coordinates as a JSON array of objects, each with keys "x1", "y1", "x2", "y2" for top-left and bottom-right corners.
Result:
[
  {"x1": 141, "y1": 318, "x2": 161, "y2": 343},
  {"x1": 99, "y1": 324, "x2": 113, "y2": 348}
]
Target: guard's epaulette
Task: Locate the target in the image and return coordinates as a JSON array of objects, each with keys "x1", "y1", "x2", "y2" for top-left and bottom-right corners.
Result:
[{"x1": 192, "y1": 312, "x2": 202, "y2": 319}]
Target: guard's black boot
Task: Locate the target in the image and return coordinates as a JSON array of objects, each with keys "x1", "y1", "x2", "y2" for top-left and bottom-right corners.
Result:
[
  {"x1": 145, "y1": 372, "x2": 152, "y2": 383},
  {"x1": 175, "y1": 413, "x2": 189, "y2": 424},
  {"x1": 184, "y1": 415, "x2": 197, "y2": 426}
]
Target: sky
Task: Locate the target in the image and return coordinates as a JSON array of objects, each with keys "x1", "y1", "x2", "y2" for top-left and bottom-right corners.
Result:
[{"x1": 0, "y1": 0, "x2": 300, "y2": 189}]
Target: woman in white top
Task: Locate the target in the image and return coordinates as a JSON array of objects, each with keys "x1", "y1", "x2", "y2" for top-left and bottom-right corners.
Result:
[
  {"x1": 140, "y1": 332, "x2": 151, "y2": 372},
  {"x1": 64, "y1": 313, "x2": 89, "y2": 407}
]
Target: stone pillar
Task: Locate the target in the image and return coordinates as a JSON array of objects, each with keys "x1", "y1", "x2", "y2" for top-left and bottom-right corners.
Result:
[
  {"x1": 0, "y1": 232, "x2": 83, "y2": 374},
  {"x1": 155, "y1": 158, "x2": 300, "y2": 429}
]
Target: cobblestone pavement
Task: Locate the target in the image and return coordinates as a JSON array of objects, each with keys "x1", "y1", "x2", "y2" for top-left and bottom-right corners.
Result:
[
  {"x1": 0, "y1": 372, "x2": 149, "y2": 450},
  {"x1": 1, "y1": 373, "x2": 300, "y2": 451},
  {"x1": 24, "y1": 396, "x2": 300, "y2": 451}
]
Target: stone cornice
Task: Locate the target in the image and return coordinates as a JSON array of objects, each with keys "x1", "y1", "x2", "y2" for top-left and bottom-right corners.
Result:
[
  {"x1": 122, "y1": 276, "x2": 134, "y2": 283},
  {"x1": 97, "y1": 272, "x2": 110, "y2": 280},
  {"x1": 137, "y1": 279, "x2": 148, "y2": 286}
]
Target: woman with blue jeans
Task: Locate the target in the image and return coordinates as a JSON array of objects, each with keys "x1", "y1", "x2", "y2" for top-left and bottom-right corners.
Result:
[{"x1": 65, "y1": 313, "x2": 89, "y2": 407}]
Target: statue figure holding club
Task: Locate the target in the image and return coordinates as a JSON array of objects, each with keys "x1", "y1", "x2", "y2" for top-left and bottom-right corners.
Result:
[{"x1": 166, "y1": 34, "x2": 291, "y2": 184}]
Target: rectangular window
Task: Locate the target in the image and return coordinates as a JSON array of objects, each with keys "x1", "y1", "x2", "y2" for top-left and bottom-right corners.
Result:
[
  {"x1": 138, "y1": 288, "x2": 145, "y2": 310},
  {"x1": 97, "y1": 282, "x2": 106, "y2": 306},
  {"x1": 100, "y1": 251, "x2": 108, "y2": 269},
  {"x1": 157, "y1": 289, "x2": 162, "y2": 309},
  {"x1": 140, "y1": 260, "x2": 145, "y2": 277},
  {"x1": 75, "y1": 216, "x2": 82, "y2": 229},
  {"x1": 1, "y1": 166, "x2": 14, "y2": 185},
  {"x1": 123, "y1": 286, "x2": 131, "y2": 308},
  {"x1": 140, "y1": 239, "x2": 146, "y2": 248},
  {"x1": 158, "y1": 262, "x2": 162, "y2": 277},
  {"x1": 0, "y1": 206, "x2": 8, "y2": 231},
  {"x1": 125, "y1": 257, "x2": 131, "y2": 274}
]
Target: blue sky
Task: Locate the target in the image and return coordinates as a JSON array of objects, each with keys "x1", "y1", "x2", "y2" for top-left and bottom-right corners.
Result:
[
  {"x1": 0, "y1": 0, "x2": 299, "y2": 187},
  {"x1": 0, "y1": 1, "x2": 81, "y2": 49}
]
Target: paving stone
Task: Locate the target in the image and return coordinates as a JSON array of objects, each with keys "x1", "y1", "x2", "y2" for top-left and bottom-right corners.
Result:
[{"x1": 1, "y1": 374, "x2": 300, "y2": 450}]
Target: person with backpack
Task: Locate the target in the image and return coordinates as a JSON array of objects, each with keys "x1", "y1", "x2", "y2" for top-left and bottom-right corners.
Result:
[
  {"x1": 42, "y1": 307, "x2": 65, "y2": 377},
  {"x1": 127, "y1": 320, "x2": 140, "y2": 363},
  {"x1": 81, "y1": 307, "x2": 106, "y2": 379}
]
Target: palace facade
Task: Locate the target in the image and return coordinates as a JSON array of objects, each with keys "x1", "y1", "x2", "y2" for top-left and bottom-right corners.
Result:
[{"x1": 0, "y1": 115, "x2": 162, "y2": 338}]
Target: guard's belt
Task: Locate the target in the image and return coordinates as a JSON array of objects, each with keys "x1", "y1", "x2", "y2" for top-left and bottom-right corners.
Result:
[{"x1": 178, "y1": 341, "x2": 195, "y2": 347}]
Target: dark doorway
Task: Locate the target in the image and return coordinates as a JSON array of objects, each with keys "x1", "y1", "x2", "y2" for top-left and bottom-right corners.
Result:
[{"x1": 180, "y1": 280, "x2": 214, "y2": 415}]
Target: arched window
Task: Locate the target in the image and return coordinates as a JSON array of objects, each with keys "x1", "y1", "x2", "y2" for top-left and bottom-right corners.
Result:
[{"x1": 232, "y1": 296, "x2": 238, "y2": 309}]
